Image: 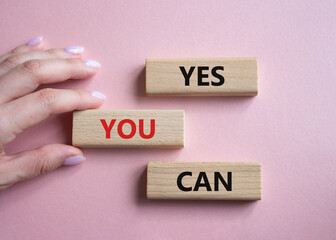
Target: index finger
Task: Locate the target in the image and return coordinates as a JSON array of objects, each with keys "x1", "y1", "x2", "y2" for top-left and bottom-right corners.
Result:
[{"x1": 0, "y1": 88, "x2": 105, "y2": 146}]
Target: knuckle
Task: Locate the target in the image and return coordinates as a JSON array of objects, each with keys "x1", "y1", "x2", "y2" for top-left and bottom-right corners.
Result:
[
  {"x1": 35, "y1": 159, "x2": 51, "y2": 176},
  {"x1": 46, "y1": 48, "x2": 63, "y2": 57},
  {"x1": 10, "y1": 47, "x2": 20, "y2": 55},
  {"x1": 33, "y1": 148, "x2": 55, "y2": 176},
  {"x1": 76, "y1": 89, "x2": 85, "y2": 99},
  {"x1": 65, "y1": 58, "x2": 77, "y2": 66},
  {"x1": 64, "y1": 58, "x2": 78, "y2": 76},
  {"x1": 22, "y1": 59, "x2": 41, "y2": 75},
  {"x1": 37, "y1": 88, "x2": 58, "y2": 109},
  {"x1": 3, "y1": 55, "x2": 20, "y2": 68}
]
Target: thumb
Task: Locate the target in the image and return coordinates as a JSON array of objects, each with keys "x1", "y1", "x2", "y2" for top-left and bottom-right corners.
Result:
[{"x1": 2, "y1": 144, "x2": 86, "y2": 188}]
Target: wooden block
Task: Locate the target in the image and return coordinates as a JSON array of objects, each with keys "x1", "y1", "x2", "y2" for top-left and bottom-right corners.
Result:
[
  {"x1": 147, "y1": 162, "x2": 261, "y2": 200},
  {"x1": 146, "y1": 57, "x2": 258, "y2": 96},
  {"x1": 73, "y1": 110, "x2": 184, "y2": 148}
]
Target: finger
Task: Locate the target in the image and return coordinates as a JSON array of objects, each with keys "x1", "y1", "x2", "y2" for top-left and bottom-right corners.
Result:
[
  {"x1": 0, "y1": 144, "x2": 85, "y2": 189},
  {"x1": 0, "y1": 46, "x2": 85, "y2": 76},
  {"x1": 0, "y1": 88, "x2": 105, "y2": 146},
  {"x1": 0, "y1": 58, "x2": 101, "y2": 104},
  {"x1": 0, "y1": 36, "x2": 44, "y2": 63}
]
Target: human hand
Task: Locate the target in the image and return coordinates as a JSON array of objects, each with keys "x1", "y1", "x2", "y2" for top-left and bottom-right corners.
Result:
[{"x1": 0, "y1": 36, "x2": 106, "y2": 190}]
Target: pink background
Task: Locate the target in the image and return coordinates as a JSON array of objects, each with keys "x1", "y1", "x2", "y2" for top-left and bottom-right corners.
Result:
[{"x1": 0, "y1": 0, "x2": 335, "y2": 239}]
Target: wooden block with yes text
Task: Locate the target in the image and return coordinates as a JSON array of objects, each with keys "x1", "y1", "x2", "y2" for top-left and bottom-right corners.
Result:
[
  {"x1": 147, "y1": 162, "x2": 261, "y2": 200},
  {"x1": 146, "y1": 57, "x2": 258, "y2": 96},
  {"x1": 73, "y1": 110, "x2": 184, "y2": 148}
]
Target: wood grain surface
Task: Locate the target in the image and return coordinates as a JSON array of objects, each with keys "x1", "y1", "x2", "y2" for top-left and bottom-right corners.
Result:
[
  {"x1": 147, "y1": 161, "x2": 261, "y2": 200},
  {"x1": 146, "y1": 58, "x2": 258, "y2": 96},
  {"x1": 73, "y1": 110, "x2": 184, "y2": 148}
]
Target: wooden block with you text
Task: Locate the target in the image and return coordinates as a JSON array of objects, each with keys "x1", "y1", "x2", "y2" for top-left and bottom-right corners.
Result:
[
  {"x1": 73, "y1": 110, "x2": 184, "y2": 148},
  {"x1": 146, "y1": 58, "x2": 258, "y2": 96},
  {"x1": 147, "y1": 162, "x2": 261, "y2": 200}
]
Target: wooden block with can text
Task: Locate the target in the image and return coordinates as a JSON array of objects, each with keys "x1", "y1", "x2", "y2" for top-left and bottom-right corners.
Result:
[
  {"x1": 146, "y1": 57, "x2": 258, "y2": 96},
  {"x1": 73, "y1": 110, "x2": 184, "y2": 148},
  {"x1": 147, "y1": 162, "x2": 261, "y2": 200}
]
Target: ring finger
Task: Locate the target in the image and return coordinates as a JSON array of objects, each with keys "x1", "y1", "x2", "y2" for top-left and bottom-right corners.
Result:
[{"x1": 0, "y1": 46, "x2": 85, "y2": 76}]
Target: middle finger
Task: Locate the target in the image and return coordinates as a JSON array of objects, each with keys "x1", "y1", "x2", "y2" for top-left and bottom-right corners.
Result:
[
  {"x1": 0, "y1": 47, "x2": 85, "y2": 76},
  {"x1": 0, "y1": 58, "x2": 101, "y2": 104}
]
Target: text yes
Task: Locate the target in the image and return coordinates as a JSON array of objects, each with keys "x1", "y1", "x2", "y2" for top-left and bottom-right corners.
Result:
[{"x1": 179, "y1": 66, "x2": 225, "y2": 86}]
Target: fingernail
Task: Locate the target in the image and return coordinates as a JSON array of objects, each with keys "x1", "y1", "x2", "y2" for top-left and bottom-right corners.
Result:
[
  {"x1": 89, "y1": 90, "x2": 106, "y2": 100},
  {"x1": 63, "y1": 155, "x2": 86, "y2": 165},
  {"x1": 65, "y1": 46, "x2": 84, "y2": 55},
  {"x1": 26, "y1": 36, "x2": 43, "y2": 46},
  {"x1": 83, "y1": 59, "x2": 101, "y2": 68}
]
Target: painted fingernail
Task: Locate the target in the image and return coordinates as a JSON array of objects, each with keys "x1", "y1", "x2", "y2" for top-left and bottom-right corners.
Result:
[
  {"x1": 26, "y1": 36, "x2": 43, "y2": 46},
  {"x1": 63, "y1": 155, "x2": 86, "y2": 165},
  {"x1": 89, "y1": 90, "x2": 106, "y2": 100},
  {"x1": 65, "y1": 46, "x2": 84, "y2": 55},
  {"x1": 83, "y1": 59, "x2": 101, "y2": 68}
]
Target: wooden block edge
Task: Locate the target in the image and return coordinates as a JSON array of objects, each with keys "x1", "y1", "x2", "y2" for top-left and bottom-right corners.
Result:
[
  {"x1": 72, "y1": 110, "x2": 185, "y2": 148},
  {"x1": 145, "y1": 57, "x2": 258, "y2": 97},
  {"x1": 146, "y1": 161, "x2": 261, "y2": 200}
]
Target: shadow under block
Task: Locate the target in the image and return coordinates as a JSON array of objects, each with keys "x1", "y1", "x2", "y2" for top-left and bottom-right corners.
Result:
[
  {"x1": 146, "y1": 57, "x2": 258, "y2": 96},
  {"x1": 147, "y1": 162, "x2": 261, "y2": 200},
  {"x1": 72, "y1": 110, "x2": 184, "y2": 148}
]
